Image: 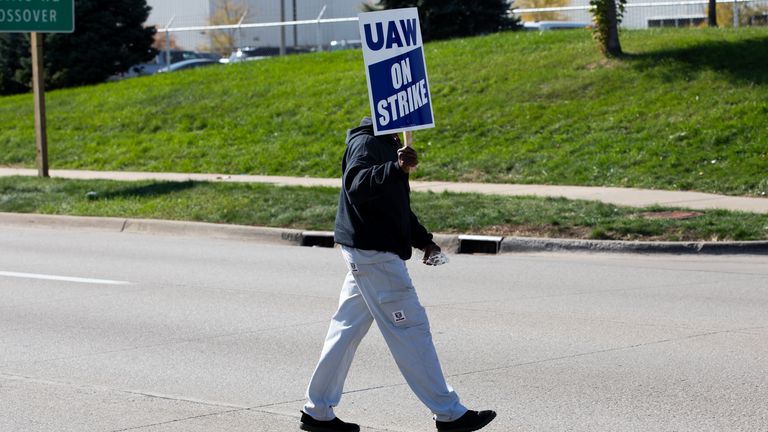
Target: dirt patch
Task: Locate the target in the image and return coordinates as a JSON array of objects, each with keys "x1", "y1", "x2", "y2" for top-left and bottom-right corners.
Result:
[
  {"x1": 639, "y1": 211, "x2": 704, "y2": 220},
  {"x1": 447, "y1": 224, "x2": 703, "y2": 242},
  {"x1": 584, "y1": 59, "x2": 614, "y2": 71},
  {"x1": 456, "y1": 170, "x2": 490, "y2": 183},
  {"x1": 456, "y1": 224, "x2": 594, "y2": 239}
]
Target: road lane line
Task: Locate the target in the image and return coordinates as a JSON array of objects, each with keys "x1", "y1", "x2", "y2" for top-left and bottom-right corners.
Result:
[{"x1": 0, "y1": 271, "x2": 130, "y2": 285}]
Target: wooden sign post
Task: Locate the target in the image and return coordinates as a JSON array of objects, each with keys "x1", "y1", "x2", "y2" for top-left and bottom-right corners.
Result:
[
  {"x1": 402, "y1": 130, "x2": 413, "y2": 173},
  {"x1": 403, "y1": 130, "x2": 413, "y2": 147},
  {"x1": 31, "y1": 32, "x2": 49, "y2": 177},
  {"x1": 0, "y1": 0, "x2": 75, "y2": 177}
]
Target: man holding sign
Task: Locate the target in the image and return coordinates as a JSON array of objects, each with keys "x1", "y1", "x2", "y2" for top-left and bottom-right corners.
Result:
[{"x1": 300, "y1": 8, "x2": 496, "y2": 432}]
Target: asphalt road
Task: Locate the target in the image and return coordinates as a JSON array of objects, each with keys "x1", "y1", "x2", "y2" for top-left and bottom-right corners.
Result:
[{"x1": 1, "y1": 224, "x2": 767, "y2": 432}]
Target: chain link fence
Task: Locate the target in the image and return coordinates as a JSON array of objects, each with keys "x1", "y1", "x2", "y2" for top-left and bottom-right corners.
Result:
[
  {"x1": 144, "y1": 0, "x2": 768, "y2": 58},
  {"x1": 147, "y1": 1, "x2": 364, "y2": 56},
  {"x1": 513, "y1": 0, "x2": 768, "y2": 28}
]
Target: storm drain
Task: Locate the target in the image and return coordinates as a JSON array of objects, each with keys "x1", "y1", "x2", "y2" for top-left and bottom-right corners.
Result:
[
  {"x1": 300, "y1": 231, "x2": 335, "y2": 248},
  {"x1": 457, "y1": 235, "x2": 503, "y2": 255}
]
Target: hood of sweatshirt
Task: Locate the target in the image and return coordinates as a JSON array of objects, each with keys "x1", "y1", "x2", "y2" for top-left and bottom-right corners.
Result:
[
  {"x1": 346, "y1": 117, "x2": 400, "y2": 149},
  {"x1": 345, "y1": 117, "x2": 374, "y2": 145}
]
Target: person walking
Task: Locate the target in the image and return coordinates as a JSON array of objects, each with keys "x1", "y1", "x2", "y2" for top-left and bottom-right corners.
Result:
[{"x1": 300, "y1": 117, "x2": 496, "y2": 432}]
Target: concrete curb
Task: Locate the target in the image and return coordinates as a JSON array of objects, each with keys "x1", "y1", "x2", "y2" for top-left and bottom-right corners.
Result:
[
  {"x1": 0, "y1": 212, "x2": 304, "y2": 246},
  {"x1": 2, "y1": 212, "x2": 767, "y2": 255},
  {"x1": 500, "y1": 236, "x2": 768, "y2": 255}
]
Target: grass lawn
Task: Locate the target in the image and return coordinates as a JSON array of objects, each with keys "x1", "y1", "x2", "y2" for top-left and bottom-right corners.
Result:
[
  {"x1": 2, "y1": 176, "x2": 766, "y2": 241},
  {"x1": 1, "y1": 28, "x2": 767, "y2": 196}
]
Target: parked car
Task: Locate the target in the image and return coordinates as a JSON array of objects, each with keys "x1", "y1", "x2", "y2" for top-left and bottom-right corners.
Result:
[
  {"x1": 523, "y1": 21, "x2": 593, "y2": 31},
  {"x1": 225, "y1": 47, "x2": 270, "y2": 63},
  {"x1": 329, "y1": 39, "x2": 362, "y2": 51},
  {"x1": 124, "y1": 50, "x2": 221, "y2": 77},
  {"x1": 156, "y1": 58, "x2": 220, "y2": 73},
  {"x1": 222, "y1": 46, "x2": 315, "y2": 63}
]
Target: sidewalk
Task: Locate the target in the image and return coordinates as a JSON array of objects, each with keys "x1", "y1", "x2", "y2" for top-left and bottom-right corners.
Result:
[{"x1": 2, "y1": 167, "x2": 767, "y2": 213}]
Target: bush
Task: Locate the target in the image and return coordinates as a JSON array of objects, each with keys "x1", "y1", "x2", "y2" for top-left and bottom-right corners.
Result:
[{"x1": 365, "y1": 0, "x2": 520, "y2": 41}]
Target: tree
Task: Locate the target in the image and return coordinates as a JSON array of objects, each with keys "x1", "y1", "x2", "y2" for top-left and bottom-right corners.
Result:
[
  {"x1": 516, "y1": 0, "x2": 571, "y2": 22},
  {"x1": 365, "y1": 0, "x2": 519, "y2": 41},
  {"x1": 154, "y1": 31, "x2": 181, "y2": 52},
  {"x1": 0, "y1": 0, "x2": 156, "y2": 95},
  {"x1": 0, "y1": 34, "x2": 31, "y2": 95},
  {"x1": 708, "y1": 0, "x2": 718, "y2": 27},
  {"x1": 209, "y1": 0, "x2": 249, "y2": 56},
  {"x1": 704, "y1": 2, "x2": 768, "y2": 27},
  {"x1": 590, "y1": 0, "x2": 625, "y2": 56}
]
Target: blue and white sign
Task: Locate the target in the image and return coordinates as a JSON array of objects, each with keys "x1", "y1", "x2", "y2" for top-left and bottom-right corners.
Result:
[{"x1": 358, "y1": 8, "x2": 434, "y2": 136}]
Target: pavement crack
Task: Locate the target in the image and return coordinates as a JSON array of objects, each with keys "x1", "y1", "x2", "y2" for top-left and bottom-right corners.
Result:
[
  {"x1": 109, "y1": 406, "x2": 402, "y2": 432},
  {"x1": 0, "y1": 371, "x2": 248, "y2": 411},
  {"x1": 272, "y1": 330, "x2": 744, "y2": 402},
  {"x1": 0, "y1": 286, "x2": 154, "y2": 311},
  {"x1": 445, "y1": 330, "x2": 729, "y2": 380},
  {"x1": 109, "y1": 408, "x2": 247, "y2": 432},
  {"x1": 118, "y1": 389, "x2": 250, "y2": 410},
  {"x1": 2, "y1": 319, "x2": 328, "y2": 368},
  {"x1": 247, "y1": 396, "x2": 307, "y2": 409}
]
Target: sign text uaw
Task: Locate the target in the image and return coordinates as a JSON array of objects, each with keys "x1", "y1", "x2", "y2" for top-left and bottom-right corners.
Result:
[{"x1": 358, "y1": 8, "x2": 434, "y2": 136}]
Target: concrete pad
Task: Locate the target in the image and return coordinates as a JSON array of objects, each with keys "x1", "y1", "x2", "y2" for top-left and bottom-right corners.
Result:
[
  {"x1": 3, "y1": 226, "x2": 767, "y2": 432},
  {"x1": 0, "y1": 373, "x2": 227, "y2": 432},
  {"x1": 123, "y1": 409, "x2": 304, "y2": 432},
  {"x1": 1, "y1": 168, "x2": 766, "y2": 213}
]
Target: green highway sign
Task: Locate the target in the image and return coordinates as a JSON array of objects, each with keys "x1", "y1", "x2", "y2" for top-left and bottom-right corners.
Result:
[{"x1": 0, "y1": 0, "x2": 74, "y2": 33}]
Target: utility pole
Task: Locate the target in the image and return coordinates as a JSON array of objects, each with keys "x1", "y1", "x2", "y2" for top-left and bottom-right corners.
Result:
[
  {"x1": 279, "y1": 0, "x2": 286, "y2": 56},
  {"x1": 292, "y1": 0, "x2": 297, "y2": 47}
]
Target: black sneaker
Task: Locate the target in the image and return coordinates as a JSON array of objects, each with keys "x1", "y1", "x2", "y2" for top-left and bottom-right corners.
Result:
[
  {"x1": 435, "y1": 410, "x2": 497, "y2": 432},
  {"x1": 299, "y1": 411, "x2": 360, "y2": 432}
]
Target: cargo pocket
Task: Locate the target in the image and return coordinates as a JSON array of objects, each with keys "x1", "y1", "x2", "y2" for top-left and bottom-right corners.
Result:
[{"x1": 378, "y1": 289, "x2": 428, "y2": 329}]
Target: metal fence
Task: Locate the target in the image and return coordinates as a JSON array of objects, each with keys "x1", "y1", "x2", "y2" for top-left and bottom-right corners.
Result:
[
  {"x1": 147, "y1": 1, "x2": 364, "y2": 56},
  {"x1": 147, "y1": 0, "x2": 768, "y2": 57},
  {"x1": 514, "y1": 0, "x2": 768, "y2": 28}
]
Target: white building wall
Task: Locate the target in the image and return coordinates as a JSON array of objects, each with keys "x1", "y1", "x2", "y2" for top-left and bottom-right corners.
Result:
[
  {"x1": 145, "y1": 0, "x2": 211, "y2": 50},
  {"x1": 144, "y1": 0, "x2": 371, "y2": 52},
  {"x1": 236, "y1": 0, "x2": 367, "y2": 49},
  {"x1": 521, "y1": 0, "x2": 738, "y2": 29}
]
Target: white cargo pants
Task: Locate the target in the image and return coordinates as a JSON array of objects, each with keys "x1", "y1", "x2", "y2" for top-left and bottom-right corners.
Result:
[{"x1": 303, "y1": 246, "x2": 467, "y2": 422}]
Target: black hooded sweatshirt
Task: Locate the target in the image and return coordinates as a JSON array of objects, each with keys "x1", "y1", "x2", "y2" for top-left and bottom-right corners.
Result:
[{"x1": 334, "y1": 117, "x2": 433, "y2": 260}]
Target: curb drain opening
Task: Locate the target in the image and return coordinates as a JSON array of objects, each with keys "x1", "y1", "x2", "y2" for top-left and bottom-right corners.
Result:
[
  {"x1": 300, "y1": 232, "x2": 335, "y2": 248},
  {"x1": 457, "y1": 235, "x2": 503, "y2": 255}
]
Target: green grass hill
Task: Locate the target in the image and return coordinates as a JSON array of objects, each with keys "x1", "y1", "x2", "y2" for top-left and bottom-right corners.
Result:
[{"x1": 1, "y1": 27, "x2": 767, "y2": 196}]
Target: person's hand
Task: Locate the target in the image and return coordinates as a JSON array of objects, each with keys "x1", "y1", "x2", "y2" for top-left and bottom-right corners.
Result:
[
  {"x1": 421, "y1": 242, "x2": 441, "y2": 265},
  {"x1": 397, "y1": 146, "x2": 418, "y2": 173}
]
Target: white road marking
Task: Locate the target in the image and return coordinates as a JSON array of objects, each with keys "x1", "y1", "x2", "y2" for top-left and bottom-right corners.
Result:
[{"x1": 0, "y1": 271, "x2": 130, "y2": 285}]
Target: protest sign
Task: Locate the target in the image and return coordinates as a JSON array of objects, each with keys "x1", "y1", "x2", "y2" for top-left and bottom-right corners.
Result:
[{"x1": 358, "y1": 7, "x2": 434, "y2": 136}]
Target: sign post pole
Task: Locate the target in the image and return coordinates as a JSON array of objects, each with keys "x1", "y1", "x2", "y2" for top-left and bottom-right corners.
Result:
[
  {"x1": 403, "y1": 130, "x2": 413, "y2": 148},
  {"x1": 402, "y1": 130, "x2": 413, "y2": 173},
  {"x1": 31, "y1": 32, "x2": 49, "y2": 177},
  {"x1": 1, "y1": 0, "x2": 75, "y2": 178}
]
